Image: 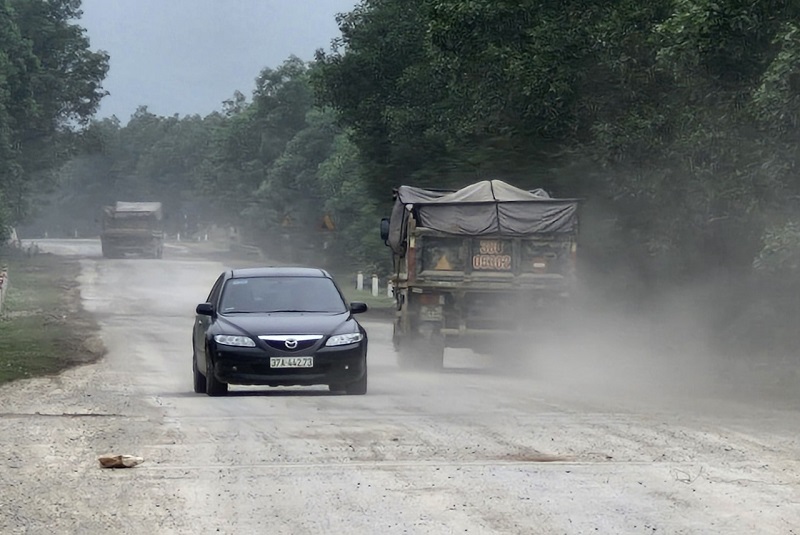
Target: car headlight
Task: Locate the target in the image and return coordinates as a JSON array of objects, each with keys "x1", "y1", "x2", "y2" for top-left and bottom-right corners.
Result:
[
  {"x1": 214, "y1": 334, "x2": 256, "y2": 347},
  {"x1": 325, "y1": 333, "x2": 363, "y2": 347}
]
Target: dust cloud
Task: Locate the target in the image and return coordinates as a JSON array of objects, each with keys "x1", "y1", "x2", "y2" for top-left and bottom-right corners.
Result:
[{"x1": 470, "y1": 275, "x2": 800, "y2": 413}]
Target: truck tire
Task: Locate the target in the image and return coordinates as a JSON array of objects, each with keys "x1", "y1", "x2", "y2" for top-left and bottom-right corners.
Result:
[
  {"x1": 393, "y1": 322, "x2": 417, "y2": 368},
  {"x1": 396, "y1": 345, "x2": 417, "y2": 369},
  {"x1": 395, "y1": 331, "x2": 445, "y2": 370},
  {"x1": 420, "y1": 335, "x2": 445, "y2": 371}
]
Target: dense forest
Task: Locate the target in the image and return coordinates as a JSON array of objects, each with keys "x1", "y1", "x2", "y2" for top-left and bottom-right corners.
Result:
[{"x1": 2, "y1": 0, "x2": 800, "y2": 353}]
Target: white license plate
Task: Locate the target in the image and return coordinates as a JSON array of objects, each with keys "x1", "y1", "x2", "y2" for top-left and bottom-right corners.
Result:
[{"x1": 270, "y1": 357, "x2": 313, "y2": 368}]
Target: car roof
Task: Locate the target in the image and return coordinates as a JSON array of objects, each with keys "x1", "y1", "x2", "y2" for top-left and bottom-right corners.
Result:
[{"x1": 228, "y1": 267, "x2": 331, "y2": 279}]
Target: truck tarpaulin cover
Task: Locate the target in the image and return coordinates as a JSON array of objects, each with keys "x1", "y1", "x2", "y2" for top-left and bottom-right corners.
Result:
[
  {"x1": 388, "y1": 180, "x2": 578, "y2": 254},
  {"x1": 106, "y1": 202, "x2": 163, "y2": 219}
]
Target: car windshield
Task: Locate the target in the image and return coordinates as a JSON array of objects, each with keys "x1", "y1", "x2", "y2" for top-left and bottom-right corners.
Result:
[{"x1": 218, "y1": 276, "x2": 347, "y2": 314}]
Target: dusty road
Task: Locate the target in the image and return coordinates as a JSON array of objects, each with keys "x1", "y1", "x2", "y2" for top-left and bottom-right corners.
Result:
[{"x1": 1, "y1": 239, "x2": 799, "y2": 534}]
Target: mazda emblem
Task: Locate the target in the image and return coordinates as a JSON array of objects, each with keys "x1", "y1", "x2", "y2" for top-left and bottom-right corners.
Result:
[{"x1": 284, "y1": 339, "x2": 298, "y2": 349}]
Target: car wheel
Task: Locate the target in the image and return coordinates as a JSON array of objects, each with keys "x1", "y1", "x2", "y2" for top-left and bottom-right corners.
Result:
[
  {"x1": 192, "y1": 353, "x2": 206, "y2": 394},
  {"x1": 205, "y1": 351, "x2": 228, "y2": 397},
  {"x1": 345, "y1": 368, "x2": 367, "y2": 395}
]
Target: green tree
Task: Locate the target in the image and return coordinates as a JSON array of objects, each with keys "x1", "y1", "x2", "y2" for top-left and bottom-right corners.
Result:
[
  {"x1": 314, "y1": 0, "x2": 453, "y2": 200},
  {"x1": 315, "y1": 0, "x2": 800, "y2": 286},
  {"x1": 0, "y1": 0, "x2": 108, "y2": 235},
  {"x1": 318, "y1": 132, "x2": 386, "y2": 271},
  {"x1": 200, "y1": 57, "x2": 316, "y2": 234}
]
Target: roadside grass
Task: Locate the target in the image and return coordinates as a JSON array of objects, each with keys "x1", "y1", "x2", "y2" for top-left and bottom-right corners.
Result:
[
  {"x1": 330, "y1": 270, "x2": 395, "y2": 311},
  {"x1": 0, "y1": 250, "x2": 103, "y2": 385}
]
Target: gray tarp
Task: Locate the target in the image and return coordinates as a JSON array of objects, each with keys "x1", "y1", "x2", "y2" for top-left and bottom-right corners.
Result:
[
  {"x1": 388, "y1": 180, "x2": 578, "y2": 254},
  {"x1": 108, "y1": 202, "x2": 163, "y2": 219}
]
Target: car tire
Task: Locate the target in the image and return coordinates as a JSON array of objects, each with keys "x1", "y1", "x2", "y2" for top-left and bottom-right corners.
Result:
[
  {"x1": 205, "y1": 351, "x2": 228, "y2": 397},
  {"x1": 345, "y1": 368, "x2": 367, "y2": 395},
  {"x1": 192, "y1": 353, "x2": 206, "y2": 394}
]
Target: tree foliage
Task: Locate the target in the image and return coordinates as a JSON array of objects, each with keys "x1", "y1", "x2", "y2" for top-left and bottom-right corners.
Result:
[
  {"x1": 21, "y1": 0, "x2": 800, "y2": 314},
  {"x1": 313, "y1": 0, "x2": 800, "y2": 285},
  {"x1": 0, "y1": 0, "x2": 108, "y2": 234},
  {"x1": 34, "y1": 56, "x2": 378, "y2": 272}
]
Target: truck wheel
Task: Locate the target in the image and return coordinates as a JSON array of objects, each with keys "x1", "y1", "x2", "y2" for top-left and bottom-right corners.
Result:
[
  {"x1": 394, "y1": 321, "x2": 420, "y2": 368},
  {"x1": 205, "y1": 352, "x2": 228, "y2": 397},
  {"x1": 395, "y1": 334, "x2": 444, "y2": 370},
  {"x1": 420, "y1": 335, "x2": 445, "y2": 371},
  {"x1": 396, "y1": 345, "x2": 417, "y2": 368},
  {"x1": 393, "y1": 324, "x2": 416, "y2": 368}
]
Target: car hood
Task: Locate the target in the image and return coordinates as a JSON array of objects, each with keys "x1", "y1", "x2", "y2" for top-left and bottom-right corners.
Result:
[{"x1": 216, "y1": 311, "x2": 357, "y2": 337}]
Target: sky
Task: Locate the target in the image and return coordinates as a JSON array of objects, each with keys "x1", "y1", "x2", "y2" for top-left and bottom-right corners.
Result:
[{"x1": 78, "y1": 0, "x2": 358, "y2": 122}]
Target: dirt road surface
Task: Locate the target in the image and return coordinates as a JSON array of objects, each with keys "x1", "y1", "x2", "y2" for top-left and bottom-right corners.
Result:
[{"x1": 1, "y1": 239, "x2": 798, "y2": 534}]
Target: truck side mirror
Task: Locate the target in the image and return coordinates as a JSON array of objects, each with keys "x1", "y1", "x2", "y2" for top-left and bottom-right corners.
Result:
[{"x1": 380, "y1": 218, "x2": 390, "y2": 243}]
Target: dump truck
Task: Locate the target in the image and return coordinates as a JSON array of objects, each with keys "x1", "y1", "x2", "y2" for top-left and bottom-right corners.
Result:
[
  {"x1": 380, "y1": 180, "x2": 580, "y2": 368},
  {"x1": 100, "y1": 201, "x2": 164, "y2": 259}
]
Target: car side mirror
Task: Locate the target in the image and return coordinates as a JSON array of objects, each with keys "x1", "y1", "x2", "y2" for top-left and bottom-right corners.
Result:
[
  {"x1": 380, "y1": 218, "x2": 390, "y2": 243},
  {"x1": 349, "y1": 302, "x2": 368, "y2": 314},
  {"x1": 196, "y1": 302, "x2": 214, "y2": 316}
]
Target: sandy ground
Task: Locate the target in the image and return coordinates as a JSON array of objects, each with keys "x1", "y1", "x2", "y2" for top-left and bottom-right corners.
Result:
[{"x1": 0, "y1": 239, "x2": 798, "y2": 534}]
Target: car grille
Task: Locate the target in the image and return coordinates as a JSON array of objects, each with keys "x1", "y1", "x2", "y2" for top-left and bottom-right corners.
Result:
[{"x1": 258, "y1": 335, "x2": 322, "y2": 352}]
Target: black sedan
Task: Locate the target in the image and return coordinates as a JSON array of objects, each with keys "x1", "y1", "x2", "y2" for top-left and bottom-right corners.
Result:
[{"x1": 192, "y1": 267, "x2": 368, "y2": 396}]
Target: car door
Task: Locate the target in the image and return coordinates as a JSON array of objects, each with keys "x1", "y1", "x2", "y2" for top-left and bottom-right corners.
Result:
[{"x1": 194, "y1": 274, "x2": 224, "y2": 370}]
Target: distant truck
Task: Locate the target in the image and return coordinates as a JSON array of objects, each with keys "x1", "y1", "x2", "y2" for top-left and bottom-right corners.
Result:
[
  {"x1": 380, "y1": 180, "x2": 580, "y2": 368},
  {"x1": 100, "y1": 201, "x2": 164, "y2": 259}
]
